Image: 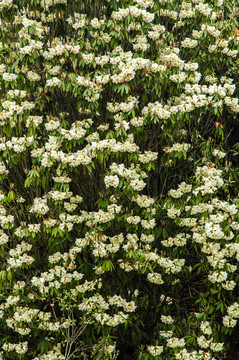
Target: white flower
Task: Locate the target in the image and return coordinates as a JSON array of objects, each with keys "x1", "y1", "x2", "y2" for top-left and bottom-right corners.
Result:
[
  {"x1": 147, "y1": 345, "x2": 164, "y2": 356},
  {"x1": 197, "y1": 335, "x2": 211, "y2": 349},
  {"x1": 208, "y1": 271, "x2": 228, "y2": 283},
  {"x1": 212, "y1": 149, "x2": 226, "y2": 159},
  {"x1": 205, "y1": 223, "x2": 224, "y2": 240},
  {"x1": 30, "y1": 197, "x2": 49, "y2": 215},
  {"x1": 200, "y1": 321, "x2": 212, "y2": 335},
  {"x1": 181, "y1": 38, "x2": 198, "y2": 48},
  {"x1": 147, "y1": 272, "x2": 164, "y2": 285},
  {"x1": 104, "y1": 175, "x2": 120, "y2": 188},
  {"x1": 161, "y1": 315, "x2": 174, "y2": 324},
  {"x1": 210, "y1": 342, "x2": 224, "y2": 352},
  {"x1": 126, "y1": 216, "x2": 141, "y2": 225},
  {"x1": 141, "y1": 218, "x2": 156, "y2": 229},
  {"x1": 167, "y1": 206, "x2": 181, "y2": 219},
  {"x1": 167, "y1": 337, "x2": 185, "y2": 348},
  {"x1": 2, "y1": 73, "x2": 17, "y2": 81},
  {"x1": 46, "y1": 77, "x2": 60, "y2": 87},
  {"x1": 223, "y1": 315, "x2": 237, "y2": 327},
  {"x1": 227, "y1": 303, "x2": 239, "y2": 318}
]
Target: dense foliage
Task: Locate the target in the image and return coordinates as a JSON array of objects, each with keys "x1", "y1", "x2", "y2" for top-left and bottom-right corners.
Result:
[{"x1": 0, "y1": 0, "x2": 239, "y2": 359}]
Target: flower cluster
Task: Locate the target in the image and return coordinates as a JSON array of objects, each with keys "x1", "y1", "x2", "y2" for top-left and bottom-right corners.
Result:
[{"x1": 0, "y1": 0, "x2": 238, "y2": 359}]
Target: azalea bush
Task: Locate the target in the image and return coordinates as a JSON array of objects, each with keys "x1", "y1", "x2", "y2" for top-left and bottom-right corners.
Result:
[{"x1": 0, "y1": 0, "x2": 239, "y2": 359}]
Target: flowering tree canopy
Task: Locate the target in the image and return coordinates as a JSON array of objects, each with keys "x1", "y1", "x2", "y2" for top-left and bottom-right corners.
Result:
[{"x1": 0, "y1": 0, "x2": 239, "y2": 359}]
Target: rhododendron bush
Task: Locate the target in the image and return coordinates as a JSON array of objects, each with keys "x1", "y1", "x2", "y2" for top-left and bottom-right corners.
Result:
[{"x1": 0, "y1": 0, "x2": 239, "y2": 359}]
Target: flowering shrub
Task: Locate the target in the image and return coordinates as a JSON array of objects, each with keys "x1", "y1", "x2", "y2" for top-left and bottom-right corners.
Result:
[{"x1": 0, "y1": 0, "x2": 239, "y2": 359}]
